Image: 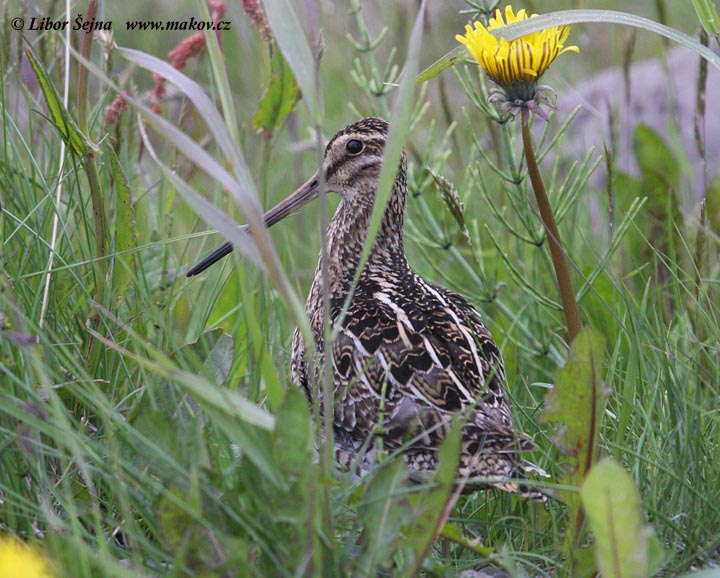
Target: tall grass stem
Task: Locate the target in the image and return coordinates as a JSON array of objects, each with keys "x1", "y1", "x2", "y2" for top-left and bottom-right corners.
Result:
[{"x1": 38, "y1": 0, "x2": 72, "y2": 329}]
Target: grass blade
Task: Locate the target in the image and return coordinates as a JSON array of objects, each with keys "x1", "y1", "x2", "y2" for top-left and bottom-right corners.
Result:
[
  {"x1": 692, "y1": 0, "x2": 720, "y2": 35},
  {"x1": 261, "y1": 0, "x2": 322, "y2": 121},
  {"x1": 106, "y1": 145, "x2": 137, "y2": 301},
  {"x1": 23, "y1": 45, "x2": 94, "y2": 156},
  {"x1": 117, "y1": 47, "x2": 251, "y2": 189},
  {"x1": 137, "y1": 119, "x2": 264, "y2": 269},
  {"x1": 333, "y1": 0, "x2": 427, "y2": 339}
]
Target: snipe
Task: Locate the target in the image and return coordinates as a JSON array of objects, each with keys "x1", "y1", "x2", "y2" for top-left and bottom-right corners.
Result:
[{"x1": 188, "y1": 118, "x2": 545, "y2": 498}]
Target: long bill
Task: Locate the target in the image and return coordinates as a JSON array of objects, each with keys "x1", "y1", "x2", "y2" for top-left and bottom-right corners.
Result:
[{"x1": 186, "y1": 173, "x2": 320, "y2": 277}]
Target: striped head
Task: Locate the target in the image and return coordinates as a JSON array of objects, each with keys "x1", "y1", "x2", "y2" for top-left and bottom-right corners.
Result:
[
  {"x1": 186, "y1": 117, "x2": 406, "y2": 277},
  {"x1": 253, "y1": 117, "x2": 406, "y2": 232},
  {"x1": 322, "y1": 117, "x2": 394, "y2": 200}
]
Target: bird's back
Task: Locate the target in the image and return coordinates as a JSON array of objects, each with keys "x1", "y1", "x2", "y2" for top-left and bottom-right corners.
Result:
[{"x1": 292, "y1": 259, "x2": 543, "y2": 496}]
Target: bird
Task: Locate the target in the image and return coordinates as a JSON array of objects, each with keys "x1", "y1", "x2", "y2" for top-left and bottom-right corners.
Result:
[{"x1": 187, "y1": 117, "x2": 546, "y2": 498}]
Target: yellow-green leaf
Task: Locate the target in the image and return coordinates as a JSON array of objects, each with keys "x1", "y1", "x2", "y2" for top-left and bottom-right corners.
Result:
[
  {"x1": 540, "y1": 329, "x2": 608, "y2": 481},
  {"x1": 252, "y1": 50, "x2": 300, "y2": 133},
  {"x1": 272, "y1": 387, "x2": 313, "y2": 479},
  {"x1": 261, "y1": 0, "x2": 321, "y2": 121},
  {"x1": 417, "y1": 44, "x2": 469, "y2": 83},
  {"x1": 24, "y1": 45, "x2": 95, "y2": 156},
  {"x1": 540, "y1": 327, "x2": 608, "y2": 541},
  {"x1": 403, "y1": 420, "x2": 463, "y2": 575},
  {"x1": 692, "y1": 0, "x2": 720, "y2": 35},
  {"x1": 581, "y1": 458, "x2": 656, "y2": 578},
  {"x1": 107, "y1": 146, "x2": 137, "y2": 301}
]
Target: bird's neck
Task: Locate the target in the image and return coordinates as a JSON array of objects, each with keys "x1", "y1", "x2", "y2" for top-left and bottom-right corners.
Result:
[{"x1": 313, "y1": 178, "x2": 409, "y2": 303}]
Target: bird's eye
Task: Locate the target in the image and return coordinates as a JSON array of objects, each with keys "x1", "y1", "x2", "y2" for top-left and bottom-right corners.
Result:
[{"x1": 346, "y1": 139, "x2": 364, "y2": 155}]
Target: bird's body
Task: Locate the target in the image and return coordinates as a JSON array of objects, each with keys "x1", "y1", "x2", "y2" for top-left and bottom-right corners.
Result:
[{"x1": 188, "y1": 117, "x2": 544, "y2": 497}]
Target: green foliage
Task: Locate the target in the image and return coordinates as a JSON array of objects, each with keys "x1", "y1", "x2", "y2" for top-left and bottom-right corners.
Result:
[
  {"x1": 581, "y1": 458, "x2": 663, "y2": 578},
  {"x1": 614, "y1": 125, "x2": 688, "y2": 318},
  {"x1": 540, "y1": 329, "x2": 609, "y2": 575},
  {"x1": 691, "y1": 0, "x2": 720, "y2": 35},
  {"x1": 107, "y1": 145, "x2": 138, "y2": 303},
  {"x1": 252, "y1": 50, "x2": 300, "y2": 134},
  {"x1": 1, "y1": 1, "x2": 719, "y2": 577},
  {"x1": 261, "y1": 0, "x2": 321, "y2": 121},
  {"x1": 23, "y1": 45, "x2": 95, "y2": 155},
  {"x1": 540, "y1": 330, "x2": 608, "y2": 478}
]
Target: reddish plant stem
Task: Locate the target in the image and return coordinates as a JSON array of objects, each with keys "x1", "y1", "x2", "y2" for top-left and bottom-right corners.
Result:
[{"x1": 521, "y1": 118, "x2": 582, "y2": 343}]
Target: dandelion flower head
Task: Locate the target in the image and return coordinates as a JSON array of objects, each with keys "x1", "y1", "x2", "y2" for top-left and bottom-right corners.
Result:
[
  {"x1": 0, "y1": 537, "x2": 53, "y2": 578},
  {"x1": 456, "y1": 6, "x2": 578, "y2": 115}
]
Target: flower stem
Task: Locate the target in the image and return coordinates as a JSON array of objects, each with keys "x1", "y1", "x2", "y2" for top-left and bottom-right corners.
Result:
[{"x1": 521, "y1": 118, "x2": 582, "y2": 343}]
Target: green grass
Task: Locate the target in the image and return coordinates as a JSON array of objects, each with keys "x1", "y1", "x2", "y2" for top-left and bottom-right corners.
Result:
[{"x1": 1, "y1": 0, "x2": 719, "y2": 576}]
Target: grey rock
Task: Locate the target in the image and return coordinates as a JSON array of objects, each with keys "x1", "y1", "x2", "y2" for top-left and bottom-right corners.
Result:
[{"x1": 557, "y1": 43, "x2": 720, "y2": 200}]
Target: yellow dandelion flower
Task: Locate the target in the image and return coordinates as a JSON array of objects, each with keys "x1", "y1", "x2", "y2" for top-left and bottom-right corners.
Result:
[
  {"x1": 0, "y1": 537, "x2": 53, "y2": 578},
  {"x1": 456, "y1": 5, "x2": 579, "y2": 117}
]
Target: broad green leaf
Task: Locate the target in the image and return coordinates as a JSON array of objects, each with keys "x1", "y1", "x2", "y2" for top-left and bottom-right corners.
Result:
[
  {"x1": 181, "y1": 328, "x2": 235, "y2": 386},
  {"x1": 581, "y1": 458, "x2": 654, "y2": 578},
  {"x1": 540, "y1": 326, "x2": 608, "y2": 566},
  {"x1": 106, "y1": 145, "x2": 137, "y2": 302},
  {"x1": 633, "y1": 124, "x2": 681, "y2": 189},
  {"x1": 692, "y1": 0, "x2": 720, "y2": 35},
  {"x1": 540, "y1": 329, "x2": 608, "y2": 480},
  {"x1": 647, "y1": 531, "x2": 667, "y2": 577},
  {"x1": 402, "y1": 420, "x2": 462, "y2": 576},
  {"x1": 261, "y1": 0, "x2": 321, "y2": 122},
  {"x1": 252, "y1": 50, "x2": 300, "y2": 133},
  {"x1": 272, "y1": 387, "x2": 313, "y2": 479},
  {"x1": 571, "y1": 546, "x2": 604, "y2": 578},
  {"x1": 24, "y1": 45, "x2": 94, "y2": 155},
  {"x1": 354, "y1": 460, "x2": 410, "y2": 576}
]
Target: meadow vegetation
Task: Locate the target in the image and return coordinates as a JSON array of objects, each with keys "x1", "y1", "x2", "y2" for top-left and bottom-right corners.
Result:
[{"x1": 1, "y1": 0, "x2": 719, "y2": 576}]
